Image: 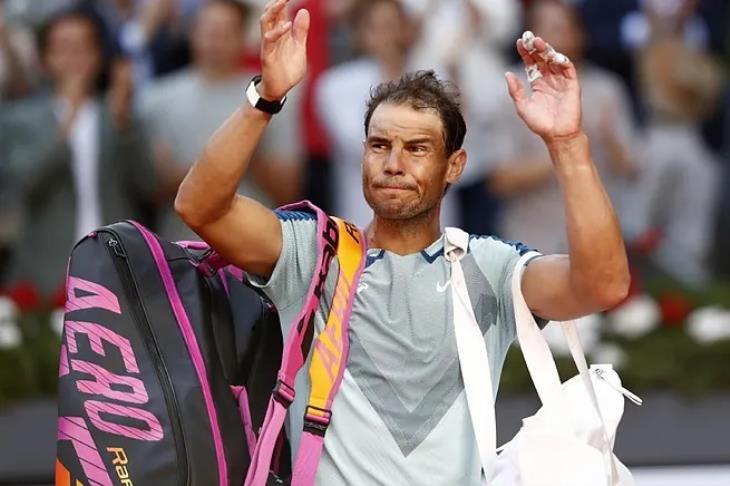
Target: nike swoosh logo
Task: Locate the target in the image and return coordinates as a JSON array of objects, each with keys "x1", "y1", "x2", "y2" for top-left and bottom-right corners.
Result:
[{"x1": 436, "y1": 280, "x2": 451, "y2": 293}]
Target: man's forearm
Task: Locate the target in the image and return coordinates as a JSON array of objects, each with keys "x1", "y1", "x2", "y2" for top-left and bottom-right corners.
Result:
[
  {"x1": 549, "y1": 132, "x2": 630, "y2": 307},
  {"x1": 175, "y1": 103, "x2": 272, "y2": 227}
]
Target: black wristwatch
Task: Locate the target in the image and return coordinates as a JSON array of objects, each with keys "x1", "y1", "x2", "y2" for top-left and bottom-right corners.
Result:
[{"x1": 245, "y1": 75, "x2": 287, "y2": 115}]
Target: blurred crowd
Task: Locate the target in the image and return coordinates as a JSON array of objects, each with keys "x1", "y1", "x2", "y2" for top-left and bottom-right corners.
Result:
[{"x1": 0, "y1": 0, "x2": 727, "y2": 301}]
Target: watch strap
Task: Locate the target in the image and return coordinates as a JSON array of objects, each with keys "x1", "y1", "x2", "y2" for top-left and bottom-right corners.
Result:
[{"x1": 246, "y1": 75, "x2": 287, "y2": 114}]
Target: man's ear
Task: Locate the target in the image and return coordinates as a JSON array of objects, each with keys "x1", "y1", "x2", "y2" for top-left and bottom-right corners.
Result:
[{"x1": 445, "y1": 148, "x2": 467, "y2": 185}]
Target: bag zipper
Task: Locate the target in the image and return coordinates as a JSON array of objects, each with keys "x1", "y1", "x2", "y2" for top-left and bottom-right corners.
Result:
[
  {"x1": 129, "y1": 221, "x2": 228, "y2": 486},
  {"x1": 593, "y1": 367, "x2": 643, "y2": 406},
  {"x1": 105, "y1": 232, "x2": 191, "y2": 485}
]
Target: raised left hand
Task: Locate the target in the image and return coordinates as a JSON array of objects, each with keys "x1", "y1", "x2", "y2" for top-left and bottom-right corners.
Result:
[{"x1": 505, "y1": 32, "x2": 582, "y2": 143}]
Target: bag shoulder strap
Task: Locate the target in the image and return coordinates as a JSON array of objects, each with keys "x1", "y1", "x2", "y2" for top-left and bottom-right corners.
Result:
[
  {"x1": 245, "y1": 201, "x2": 340, "y2": 486},
  {"x1": 511, "y1": 253, "x2": 620, "y2": 485},
  {"x1": 444, "y1": 227, "x2": 497, "y2": 482},
  {"x1": 291, "y1": 217, "x2": 367, "y2": 486},
  {"x1": 511, "y1": 251, "x2": 563, "y2": 403}
]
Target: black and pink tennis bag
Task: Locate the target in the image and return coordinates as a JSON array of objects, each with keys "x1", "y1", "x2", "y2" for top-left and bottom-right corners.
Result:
[{"x1": 56, "y1": 202, "x2": 367, "y2": 486}]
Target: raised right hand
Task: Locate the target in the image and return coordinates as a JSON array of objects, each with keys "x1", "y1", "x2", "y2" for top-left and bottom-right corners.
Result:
[{"x1": 258, "y1": 0, "x2": 310, "y2": 101}]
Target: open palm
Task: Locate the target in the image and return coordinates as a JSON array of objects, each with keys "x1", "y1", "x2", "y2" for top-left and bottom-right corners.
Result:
[
  {"x1": 505, "y1": 35, "x2": 582, "y2": 142},
  {"x1": 259, "y1": 0, "x2": 310, "y2": 101}
]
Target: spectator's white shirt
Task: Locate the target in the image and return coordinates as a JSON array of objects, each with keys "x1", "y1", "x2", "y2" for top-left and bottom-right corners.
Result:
[{"x1": 56, "y1": 99, "x2": 102, "y2": 240}]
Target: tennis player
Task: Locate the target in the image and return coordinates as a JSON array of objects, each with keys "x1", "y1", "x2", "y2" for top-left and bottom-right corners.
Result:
[{"x1": 175, "y1": 1, "x2": 630, "y2": 483}]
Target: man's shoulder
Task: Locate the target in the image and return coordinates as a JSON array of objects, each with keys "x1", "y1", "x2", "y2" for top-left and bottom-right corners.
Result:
[
  {"x1": 274, "y1": 208, "x2": 319, "y2": 222},
  {"x1": 468, "y1": 234, "x2": 534, "y2": 259},
  {"x1": 275, "y1": 206, "x2": 361, "y2": 224},
  {"x1": 463, "y1": 235, "x2": 539, "y2": 298},
  {"x1": 274, "y1": 207, "x2": 323, "y2": 245}
]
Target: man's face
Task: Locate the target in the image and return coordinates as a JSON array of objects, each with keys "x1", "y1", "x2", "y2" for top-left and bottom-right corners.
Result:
[
  {"x1": 192, "y1": 3, "x2": 245, "y2": 71},
  {"x1": 44, "y1": 17, "x2": 102, "y2": 85},
  {"x1": 362, "y1": 103, "x2": 464, "y2": 220}
]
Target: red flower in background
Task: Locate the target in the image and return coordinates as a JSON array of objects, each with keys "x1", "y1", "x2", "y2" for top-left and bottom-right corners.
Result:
[
  {"x1": 633, "y1": 229, "x2": 663, "y2": 256},
  {"x1": 658, "y1": 292, "x2": 693, "y2": 327},
  {"x1": 2, "y1": 281, "x2": 41, "y2": 313},
  {"x1": 51, "y1": 282, "x2": 67, "y2": 309}
]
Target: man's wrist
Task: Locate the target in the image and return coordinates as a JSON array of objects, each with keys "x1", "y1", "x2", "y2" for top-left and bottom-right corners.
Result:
[
  {"x1": 544, "y1": 131, "x2": 588, "y2": 152},
  {"x1": 257, "y1": 78, "x2": 286, "y2": 102},
  {"x1": 545, "y1": 132, "x2": 590, "y2": 163},
  {"x1": 545, "y1": 132, "x2": 597, "y2": 182},
  {"x1": 241, "y1": 100, "x2": 273, "y2": 122},
  {"x1": 246, "y1": 75, "x2": 287, "y2": 114}
]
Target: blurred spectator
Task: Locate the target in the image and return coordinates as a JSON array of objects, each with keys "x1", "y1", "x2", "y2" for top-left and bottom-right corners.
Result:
[
  {"x1": 113, "y1": 0, "x2": 197, "y2": 80},
  {"x1": 0, "y1": 0, "x2": 37, "y2": 276},
  {"x1": 4, "y1": 0, "x2": 199, "y2": 81},
  {"x1": 405, "y1": 0, "x2": 519, "y2": 76},
  {"x1": 0, "y1": 0, "x2": 76, "y2": 26},
  {"x1": 715, "y1": 88, "x2": 730, "y2": 278},
  {"x1": 320, "y1": 0, "x2": 358, "y2": 64},
  {"x1": 487, "y1": 0, "x2": 640, "y2": 254},
  {"x1": 139, "y1": 0, "x2": 302, "y2": 240},
  {"x1": 0, "y1": 7, "x2": 156, "y2": 297},
  {"x1": 0, "y1": 0, "x2": 38, "y2": 100},
  {"x1": 634, "y1": 34, "x2": 723, "y2": 284},
  {"x1": 93, "y1": 0, "x2": 181, "y2": 87},
  {"x1": 622, "y1": 0, "x2": 714, "y2": 54},
  {"x1": 578, "y1": 0, "x2": 726, "y2": 131},
  {"x1": 77, "y1": 0, "x2": 196, "y2": 84},
  {"x1": 576, "y1": 0, "x2": 637, "y2": 84},
  {"x1": 315, "y1": 0, "x2": 458, "y2": 227},
  {"x1": 624, "y1": 1, "x2": 727, "y2": 139}
]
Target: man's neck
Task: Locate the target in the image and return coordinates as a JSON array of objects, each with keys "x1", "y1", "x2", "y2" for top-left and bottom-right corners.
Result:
[{"x1": 365, "y1": 207, "x2": 442, "y2": 255}]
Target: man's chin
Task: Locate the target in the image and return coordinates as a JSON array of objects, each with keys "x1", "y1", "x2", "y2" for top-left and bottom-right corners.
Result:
[{"x1": 369, "y1": 200, "x2": 420, "y2": 220}]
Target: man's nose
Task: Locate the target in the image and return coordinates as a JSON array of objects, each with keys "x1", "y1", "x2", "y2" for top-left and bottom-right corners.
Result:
[{"x1": 383, "y1": 148, "x2": 405, "y2": 175}]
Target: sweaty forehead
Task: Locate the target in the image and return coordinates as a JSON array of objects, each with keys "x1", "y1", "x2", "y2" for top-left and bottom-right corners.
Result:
[{"x1": 368, "y1": 103, "x2": 444, "y2": 144}]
